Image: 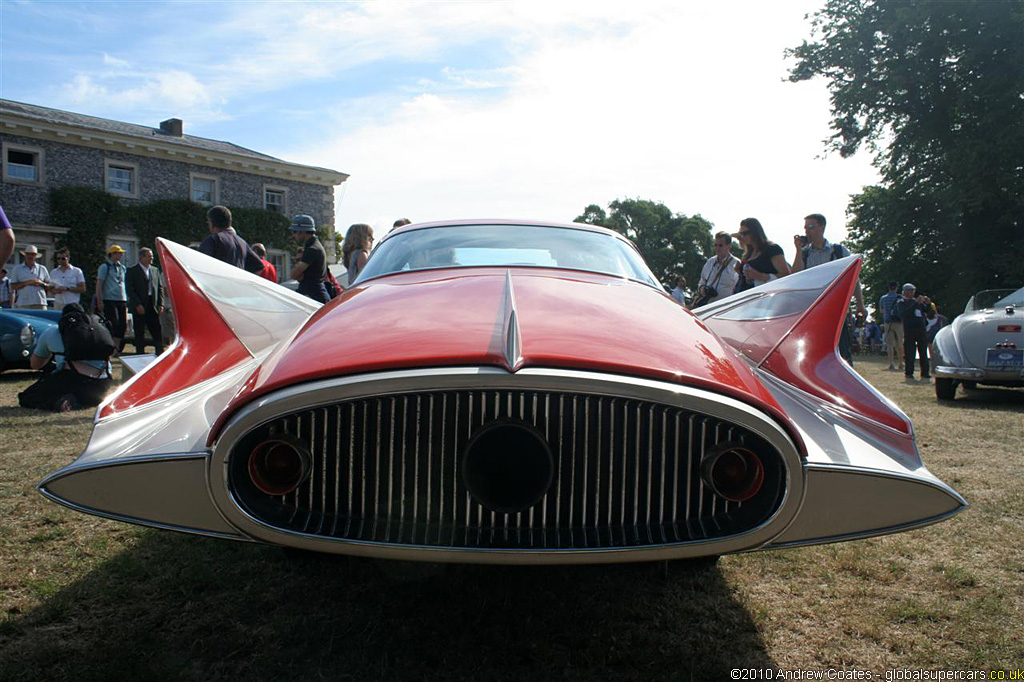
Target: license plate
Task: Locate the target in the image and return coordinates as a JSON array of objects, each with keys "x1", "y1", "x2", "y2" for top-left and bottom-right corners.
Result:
[{"x1": 986, "y1": 348, "x2": 1024, "y2": 368}]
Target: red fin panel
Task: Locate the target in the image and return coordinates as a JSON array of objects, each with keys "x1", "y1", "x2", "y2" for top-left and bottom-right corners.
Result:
[
  {"x1": 98, "y1": 241, "x2": 252, "y2": 419},
  {"x1": 760, "y1": 262, "x2": 912, "y2": 434}
]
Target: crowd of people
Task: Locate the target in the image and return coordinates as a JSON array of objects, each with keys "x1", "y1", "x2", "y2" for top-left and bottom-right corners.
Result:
[
  {"x1": 2, "y1": 203, "x2": 415, "y2": 412},
  {"x1": 3, "y1": 202, "x2": 952, "y2": 411},
  {"x1": 676, "y1": 212, "x2": 946, "y2": 379}
]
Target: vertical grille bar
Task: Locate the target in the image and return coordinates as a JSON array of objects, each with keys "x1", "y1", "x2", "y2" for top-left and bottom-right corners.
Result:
[{"x1": 412, "y1": 395, "x2": 421, "y2": 542}]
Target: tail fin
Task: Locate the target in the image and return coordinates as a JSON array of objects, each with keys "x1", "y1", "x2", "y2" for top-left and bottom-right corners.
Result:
[
  {"x1": 98, "y1": 239, "x2": 319, "y2": 420},
  {"x1": 697, "y1": 257, "x2": 911, "y2": 435}
]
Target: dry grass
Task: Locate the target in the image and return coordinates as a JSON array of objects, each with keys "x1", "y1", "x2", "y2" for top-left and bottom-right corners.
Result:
[{"x1": 0, "y1": 356, "x2": 1021, "y2": 681}]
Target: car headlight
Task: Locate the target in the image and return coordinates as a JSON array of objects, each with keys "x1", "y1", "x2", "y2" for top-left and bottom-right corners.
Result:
[{"x1": 20, "y1": 324, "x2": 35, "y2": 347}]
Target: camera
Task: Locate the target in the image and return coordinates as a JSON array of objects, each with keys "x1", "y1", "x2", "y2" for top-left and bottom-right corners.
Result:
[{"x1": 796, "y1": 235, "x2": 808, "y2": 246}]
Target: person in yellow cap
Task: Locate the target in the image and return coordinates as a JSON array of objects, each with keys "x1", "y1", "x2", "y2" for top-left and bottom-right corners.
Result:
[{"x1": 95, "y1": 244, "x2": 128, "y2": 352}]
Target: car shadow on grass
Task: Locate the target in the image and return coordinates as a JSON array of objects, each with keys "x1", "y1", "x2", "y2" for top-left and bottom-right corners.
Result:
[
  {"x1": 0, "y1": 531, "x2": 775, "y2": 682},
  {"x1": 943, "y1": 386, "x2": 1024, "y2": 412}
]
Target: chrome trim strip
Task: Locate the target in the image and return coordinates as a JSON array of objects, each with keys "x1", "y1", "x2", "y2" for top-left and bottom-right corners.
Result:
[
  {"x1": 207, "y1": 366, "x2": 805, "y2": 561},
  {"x1": 37, "y1": 487, "x2": 247, "y2": 541},
  {"x1": 502, "y1": 269, "x2": 523, "y2": 372}
]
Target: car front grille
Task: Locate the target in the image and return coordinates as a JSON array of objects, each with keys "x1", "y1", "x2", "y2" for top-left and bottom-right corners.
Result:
[{"x1": 229, "y1": 389, "x2": 785, "y2": 549}]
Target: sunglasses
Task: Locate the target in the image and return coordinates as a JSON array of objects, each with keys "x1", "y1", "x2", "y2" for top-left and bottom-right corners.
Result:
[{"x1": 739, "y1": 231, "x2": 752, "y2": 236}]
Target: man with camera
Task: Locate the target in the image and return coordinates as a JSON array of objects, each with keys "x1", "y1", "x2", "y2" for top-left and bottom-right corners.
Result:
[
  {"x1": 791, "y1": 214, "x2": 866, "y2": 364},
  {"x1": 693, "y1": 232, "x2": 740, "y2": 308},
  {"x1": 895, "y1": 283, "x2": 931, "y2": 383}
]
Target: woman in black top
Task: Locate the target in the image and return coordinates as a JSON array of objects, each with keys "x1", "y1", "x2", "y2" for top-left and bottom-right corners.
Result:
[{"x1": 734, "y1": 217, "x2": 791, "y2": 288}]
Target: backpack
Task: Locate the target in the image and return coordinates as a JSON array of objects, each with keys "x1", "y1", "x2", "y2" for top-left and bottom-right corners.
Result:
[
  {"x1": 801, "y1": 242, "x2": 845, "y2": 265},
  {"x1": 59, "y1": 309, "x2": 116, "y2": 362}
]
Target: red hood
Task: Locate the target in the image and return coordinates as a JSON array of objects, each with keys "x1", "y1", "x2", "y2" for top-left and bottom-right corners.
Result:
[{"x1": 229, "y1": 268, "x2": 783, "y2": 416}]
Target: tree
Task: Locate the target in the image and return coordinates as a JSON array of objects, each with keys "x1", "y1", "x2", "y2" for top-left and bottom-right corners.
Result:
[
  {"x1": 574, "y1": 199, "x2": 715, "y2": 287},
  {"x1": 787, "y1": 0, "x2": 1024, "y2": 313}
]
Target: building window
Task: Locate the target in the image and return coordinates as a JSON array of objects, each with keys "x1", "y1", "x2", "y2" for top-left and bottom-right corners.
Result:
[
  {"x1": 104, "y1": 159, "x2": 139, "y2": 198},
  {"x1": 2, "y1": 142, "x2": 45, "y2": 185},
  {"x1": 265, "y1": 188, "x2": 286, "y2": 213},
  {"x1": 267, "y1": 249, "x2": 288, "y2": 283},
  {"x1": 190, "y1": 173, "x2": 218, "y2": 205}
]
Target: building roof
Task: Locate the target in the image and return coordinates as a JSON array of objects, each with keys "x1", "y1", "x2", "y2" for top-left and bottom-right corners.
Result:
[{"x1": 0, "y1": 98, "x2": 347, "y2": 183}]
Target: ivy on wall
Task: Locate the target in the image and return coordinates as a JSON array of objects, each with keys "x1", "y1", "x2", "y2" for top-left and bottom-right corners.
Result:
[
  {"x1": 49, "y1": 187, "x2": 123, "y2": 293},
  {"x1": 50, "y1": 187, "x2": 301, "y2": 292}
]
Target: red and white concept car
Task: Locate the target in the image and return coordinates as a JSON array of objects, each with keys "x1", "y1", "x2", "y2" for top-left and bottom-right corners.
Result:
[{"x1": 39, "y1": 220, "x2": 965, "y2": 564}]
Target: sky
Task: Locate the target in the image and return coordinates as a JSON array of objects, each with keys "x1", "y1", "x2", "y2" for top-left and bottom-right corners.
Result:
[{"x1": 0, "y1": 0, "x2": 881, "y2": 258}]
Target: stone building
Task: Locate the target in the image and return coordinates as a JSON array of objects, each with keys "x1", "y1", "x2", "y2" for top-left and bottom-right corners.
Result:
[{"x1": 0, "y1": 98, "x2": 348, "y2": 278}]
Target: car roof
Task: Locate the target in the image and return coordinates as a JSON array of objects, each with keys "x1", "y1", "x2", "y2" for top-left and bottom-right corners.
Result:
[{"x1": 382, "y1": 219, "x2": 631, "y2": 244}]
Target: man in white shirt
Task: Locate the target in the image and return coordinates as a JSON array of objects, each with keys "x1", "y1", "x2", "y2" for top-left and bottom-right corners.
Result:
[
  {"x1": 694, "y1": 232, "x2": 740, "y2": 307},
  {"x1": 10, "y1": 244, "x2": 49, "y2": 309},
  {"x1": 49, "y1": 247, "x2": 86, "y2": 308}
]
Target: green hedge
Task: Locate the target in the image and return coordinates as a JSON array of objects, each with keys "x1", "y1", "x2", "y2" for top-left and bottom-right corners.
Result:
[{"x1": 50, "y1": 188, "x2": 312, "y2": 292}]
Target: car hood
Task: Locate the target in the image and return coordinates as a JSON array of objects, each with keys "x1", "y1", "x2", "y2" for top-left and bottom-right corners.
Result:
[
  {"x1": 955, "y1": 307, "x2": 1023, "y2": 367},
  {"x1": 237, "y1": 268, "x2": 783, "y2": 414}
]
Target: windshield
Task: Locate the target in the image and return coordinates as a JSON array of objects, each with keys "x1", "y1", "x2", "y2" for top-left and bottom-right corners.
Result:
[
  {"x1": 354, "y1": 224, "x2": 661, "y2": 287},
  {"x1": 973, "y1": 288, "x2": 1024, "y2": 310}
]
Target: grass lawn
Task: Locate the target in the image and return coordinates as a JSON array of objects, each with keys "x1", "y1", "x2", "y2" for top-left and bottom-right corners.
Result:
[{"x1": 1, "y1": 355, "x2": 1021, "y2": 681}]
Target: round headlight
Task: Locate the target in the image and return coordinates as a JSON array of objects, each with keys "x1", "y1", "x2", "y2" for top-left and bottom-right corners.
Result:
[{"x1": 19, "y1": 324, "x2": 35, "y2": 347}]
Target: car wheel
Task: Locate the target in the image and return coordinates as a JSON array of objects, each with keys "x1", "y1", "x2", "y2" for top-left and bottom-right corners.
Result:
[
  {"x1": 935, "y1": 378, "x2": 957, "y2": 401},
  {"x1": 962, "y1": 381, "x2": 977, "y2": 390}
]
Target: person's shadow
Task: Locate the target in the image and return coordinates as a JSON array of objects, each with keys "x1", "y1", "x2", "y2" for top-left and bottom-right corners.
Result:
[{"x1": 0, "y1": 531, "x2": 775, "y2": 681}]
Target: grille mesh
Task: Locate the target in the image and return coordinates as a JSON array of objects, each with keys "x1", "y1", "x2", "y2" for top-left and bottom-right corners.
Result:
[{"x1": 230, "y1": 390, "x2": 784, "y2": 549}]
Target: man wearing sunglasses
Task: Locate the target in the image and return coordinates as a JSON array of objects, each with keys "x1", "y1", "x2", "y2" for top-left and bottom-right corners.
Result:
[{"x1": 49, "y1": 247, "x2": 86, "y2": 309}]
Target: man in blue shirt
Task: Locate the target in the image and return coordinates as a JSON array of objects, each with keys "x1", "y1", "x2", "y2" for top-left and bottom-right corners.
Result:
[
  {"x1": 18, "y1": 304, "x2": 113, "y2": 411},
  {"x1": 95, "y1": 245, "x2": 128, "y2": 352},
  {"x1": 878, "y1": 281, "x2": 904, "y2": 371}
]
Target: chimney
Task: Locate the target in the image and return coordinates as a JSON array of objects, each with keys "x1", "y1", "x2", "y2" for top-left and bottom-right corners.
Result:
[{"x1": 159, "y1": 118, "x2": 183, "y2": 137}]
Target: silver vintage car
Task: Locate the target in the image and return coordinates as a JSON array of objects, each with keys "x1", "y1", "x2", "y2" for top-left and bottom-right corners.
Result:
[{"x1": 931, "y1": 287, "x2": 1024, "y2": 400}]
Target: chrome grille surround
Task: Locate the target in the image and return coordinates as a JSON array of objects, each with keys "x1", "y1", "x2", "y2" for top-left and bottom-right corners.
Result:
[{"x1": 208, "y1": 367, "x2": 805, "y2": 564}]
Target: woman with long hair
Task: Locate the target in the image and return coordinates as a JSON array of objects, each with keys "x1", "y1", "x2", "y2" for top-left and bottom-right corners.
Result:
[
  {"x1": 733, "y1": 217, "x2": 790, "y2": 290},
  {"x1": 342, "y1": 223, "x2": 374, "y2": 282}
]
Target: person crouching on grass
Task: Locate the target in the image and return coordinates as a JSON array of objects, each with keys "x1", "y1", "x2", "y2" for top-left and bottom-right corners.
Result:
[{"x1": 18, "y1": 303, "x2": 113, "y2": 412}]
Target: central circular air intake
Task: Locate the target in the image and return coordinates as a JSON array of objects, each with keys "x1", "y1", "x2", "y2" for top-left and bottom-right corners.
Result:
[{"x1": 462, "y1": 420, "x2": 554, "y2": 514}]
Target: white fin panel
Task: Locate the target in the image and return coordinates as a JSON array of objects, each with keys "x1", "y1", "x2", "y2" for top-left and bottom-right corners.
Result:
[{"x1": 160, "y1": 238, "x2": 321, "y2": 356}]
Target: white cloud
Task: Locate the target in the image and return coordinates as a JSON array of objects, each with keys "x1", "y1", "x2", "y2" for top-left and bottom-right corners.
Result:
[
  {"x1": 62, "y1": 70, "x2": 226, "y2": 124},
  {"x1": 101, "y1": 53, "x2": 130, "y2": 69},
  {"x1": 47, "y1": 0, "x2": 879, "y2": 256},
  {"x1": 283, "y1": 2, "x2": 878, "y2": 250}
]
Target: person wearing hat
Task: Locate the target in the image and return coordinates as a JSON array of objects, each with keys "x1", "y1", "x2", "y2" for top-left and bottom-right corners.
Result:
[
  {"x1": 288, "y1": 214, "x2": 329, "y2": 304},
  {"x1": 878, "y1": 280, "x2": 904, "y2": 371},
  {"x1": 96, "y1": 244, "x2": 128, "y2": 352},
  {"x1": 10, "y1": 244, "x2": 50, "y2": 309},
  {"x1": 895, "y1": 283, "x2": 931, "y2": 382}
]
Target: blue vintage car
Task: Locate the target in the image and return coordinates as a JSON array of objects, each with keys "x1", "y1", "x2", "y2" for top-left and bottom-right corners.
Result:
[{"x1": 0, "y1": 308, "x2": 62, "y2": 373}]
